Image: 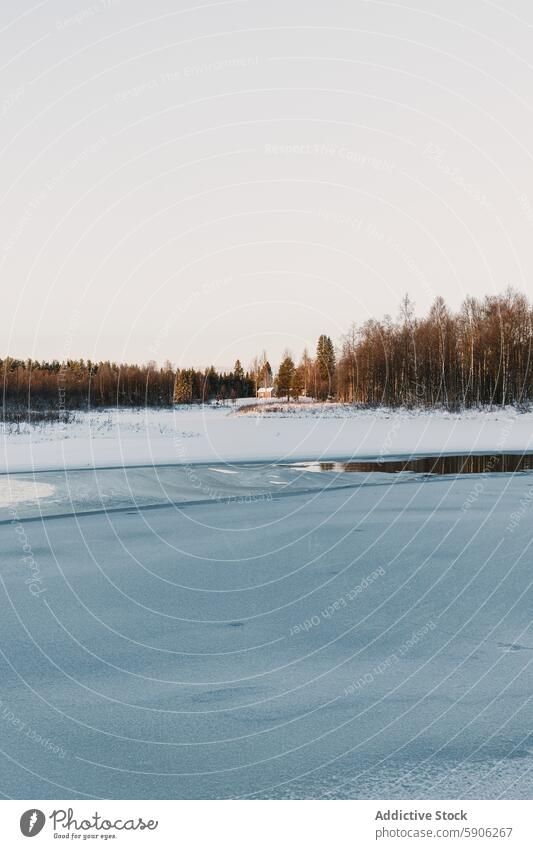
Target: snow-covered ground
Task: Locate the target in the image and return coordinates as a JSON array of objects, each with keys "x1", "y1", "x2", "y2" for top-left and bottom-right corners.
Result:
[{"x1": 2, "y1": 403, "x2": 533, "y2": 474}]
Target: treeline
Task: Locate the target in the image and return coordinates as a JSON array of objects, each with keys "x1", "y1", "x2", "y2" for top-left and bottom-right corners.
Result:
[
  {"x1": 1, "y1": 359, "x2": 258, "y2": 409},
  {"x1": 336, "y1": 289, "x2": 533, "y2": 407},
  {"x1": 172, "y1": 360, "x2": 258, "y2": 403},
  {"x1": 257, "y1": 289, "x2": 533, "y2": 408},
  {"x1": 2, "y1": 289, "x2": 532, "y2": 411}
]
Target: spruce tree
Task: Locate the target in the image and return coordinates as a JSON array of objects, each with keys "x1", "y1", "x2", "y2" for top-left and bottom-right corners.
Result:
[
  {"x1": 276, "y1": 354, "x2": 295, "y2": 401},
  {"x1": 316, "y1": 334, "x2": 336, "y2": 399},
  {"x1": 233, "y1": 359, "x2": 244, "y2": 397},
  {"x1": 173, "y1": 369, "x2": 192, "y2": 404},
  {"x1": 291, "y1": 368, "x2": 304, "y2": 401}
]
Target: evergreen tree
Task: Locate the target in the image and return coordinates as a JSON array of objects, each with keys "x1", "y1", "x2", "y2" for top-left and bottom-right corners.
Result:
[
  {"x1": 263, "y1": 360, "x2": 273, "y2": 387},
  {"x1": 316, "y1": 334, "x2": 336, "y2": 399},
  {"x1": 202, "y1": 366, "x2": 216, "y2": 401},
  {"x1": 291, "y1": 368, "x2": 304, "y2": 400},
  {"x1": 276, "y1": 353, "x2": 295, "y2": 401},
  {"x1": 316, "y1": 334, "x2": 336, "y2": 380},
  {"x1": 233, "y1": 359, "x2": 244, "y2": 397},
  {"x1": 173, "y1": 369, "x2": 192, "y2": 404}
]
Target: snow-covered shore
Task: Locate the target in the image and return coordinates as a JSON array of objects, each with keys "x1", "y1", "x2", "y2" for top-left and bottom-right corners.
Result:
[{"x1": 2, "y1": 403, "x2": 533, "y2": 474}]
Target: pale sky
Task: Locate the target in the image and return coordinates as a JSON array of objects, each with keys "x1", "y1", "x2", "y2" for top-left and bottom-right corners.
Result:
[{"x1": 2, "y1": 0, "x2": 533, "y2": 369}]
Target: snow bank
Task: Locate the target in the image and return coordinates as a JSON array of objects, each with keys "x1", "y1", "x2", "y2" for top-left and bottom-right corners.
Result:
[{"x1": 2, "y1": 403, "x2": 533, "y2": 474}]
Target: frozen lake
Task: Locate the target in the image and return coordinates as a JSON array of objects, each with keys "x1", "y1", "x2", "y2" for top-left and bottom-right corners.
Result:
[{"x1": 1, "y1": 460, "x2": 532, "y2": 798}]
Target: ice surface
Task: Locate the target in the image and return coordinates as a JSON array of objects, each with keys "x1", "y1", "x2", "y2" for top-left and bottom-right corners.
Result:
[{"x1": 0, "y1": 460, "x2": 531, "y2": 799}]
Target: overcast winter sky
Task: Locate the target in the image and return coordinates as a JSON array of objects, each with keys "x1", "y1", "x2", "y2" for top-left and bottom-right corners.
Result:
[{"x1": 2, "y1": 0, "x2": 533, "y2": 368}]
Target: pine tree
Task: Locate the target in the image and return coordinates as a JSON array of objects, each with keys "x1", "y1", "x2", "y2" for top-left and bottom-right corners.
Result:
[
  {"x1": 291, "y1": 368, "x2": 304, "y2": 401},
  {"x1": 276, "y1": 353, "x2": 295, "y2": 402},
  {"x1": 263, "y1": 360, "x2": 273, "y2": 387},
  {"x1": 316, "y1": 335, "x2": 336, "y2": 399},
  {"x1": 173, "y1": 369, "x2": 192, "y2": 404},
  {"x1": 233, "y1": 359, "x2": 244, "y2": 397}
]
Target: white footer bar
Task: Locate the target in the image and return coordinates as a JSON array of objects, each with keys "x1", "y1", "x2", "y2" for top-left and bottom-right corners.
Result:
[{"x1": 2, "y1": 799, "x2": 531, "y2": 847}]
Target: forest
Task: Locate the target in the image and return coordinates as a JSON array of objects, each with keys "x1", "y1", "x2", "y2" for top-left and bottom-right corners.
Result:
[{"x1": 2, "y1": 289, "x2": 532, "y2": 412}]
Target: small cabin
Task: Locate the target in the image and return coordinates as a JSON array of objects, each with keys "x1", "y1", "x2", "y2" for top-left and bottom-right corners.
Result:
[{"x1": 257, "y1": 386, "x2": 273, "y2": 399}]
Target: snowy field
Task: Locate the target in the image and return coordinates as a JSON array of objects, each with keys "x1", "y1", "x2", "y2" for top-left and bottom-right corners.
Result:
[
  {"x1": 0, "y1": 405, "x2": 532, "y2": 799},
  {"x1": 2, "y1": 402, "x2": 533, "y2": 473}
]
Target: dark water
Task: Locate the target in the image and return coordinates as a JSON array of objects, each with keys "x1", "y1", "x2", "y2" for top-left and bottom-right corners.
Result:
[{"x1": 293, "y1": 453, "x2": 533, "y2": 475}]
